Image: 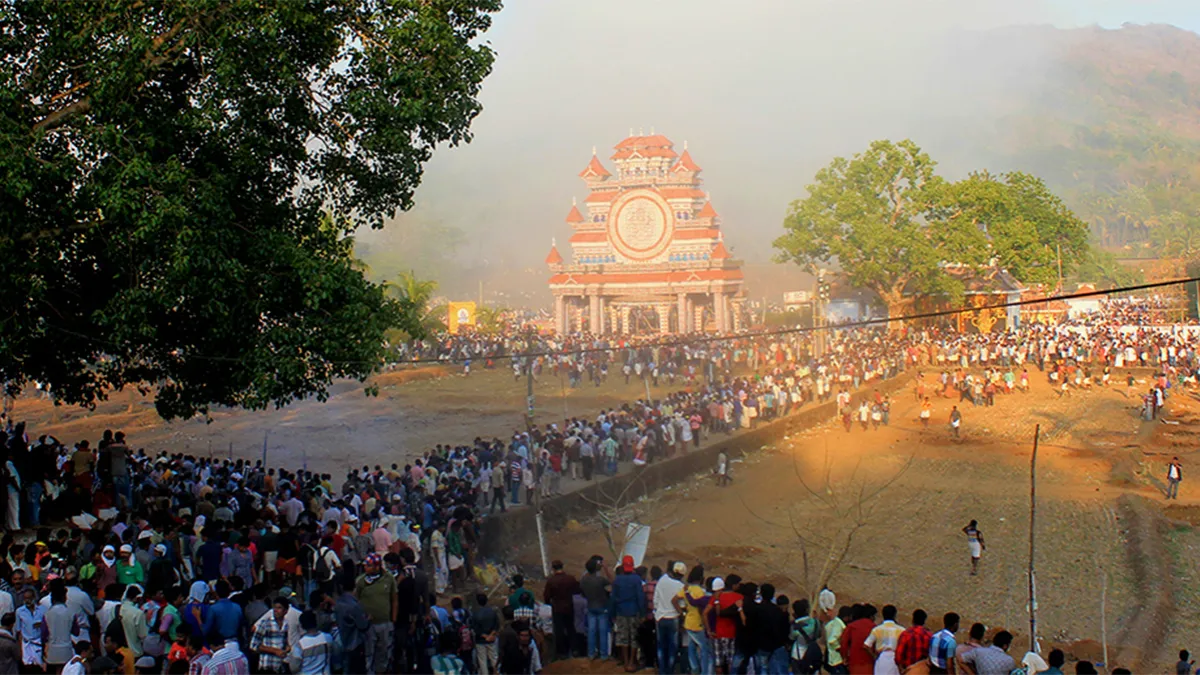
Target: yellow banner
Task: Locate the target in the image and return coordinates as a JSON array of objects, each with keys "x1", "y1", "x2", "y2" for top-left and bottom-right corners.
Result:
[{"x1": 447, "y1": 301, "x2": 477, "y2": 335}]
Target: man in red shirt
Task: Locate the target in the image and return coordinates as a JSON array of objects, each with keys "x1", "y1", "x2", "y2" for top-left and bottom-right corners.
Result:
[
  {"x1": 895, "y1": 609, "x2": 933, "y2": 672},
  {"x1": 840, "y1": 604, "x2": 878, "y2": 675},
  {"x1": 703, "y1": 577, "x2": 743, "y2": 675}
]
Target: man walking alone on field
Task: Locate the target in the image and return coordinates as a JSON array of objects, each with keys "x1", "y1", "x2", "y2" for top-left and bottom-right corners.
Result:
[{"x1": 1167, "y1": 457, "x2": 1183, "y2": 500}]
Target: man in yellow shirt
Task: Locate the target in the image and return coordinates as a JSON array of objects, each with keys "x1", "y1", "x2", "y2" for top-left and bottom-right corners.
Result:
[{"x1": 673, "y1": 566, "x2": 710, "y2": 674}]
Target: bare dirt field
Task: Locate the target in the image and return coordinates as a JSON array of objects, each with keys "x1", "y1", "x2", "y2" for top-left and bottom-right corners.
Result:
[
  {"x1": 521, "y1": 375, "x2": 1200, "y2": 672},
  {"x1": 19, "y1": 364, "x2": 1200, "y2": 670},
  {"x1": 16, "y1": 365, "x2": 667, "y2": 474}
]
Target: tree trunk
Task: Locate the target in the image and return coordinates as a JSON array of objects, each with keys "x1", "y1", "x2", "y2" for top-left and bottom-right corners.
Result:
[{"x1": 878, "y1": 288, "x2": 910, "y2": 332}]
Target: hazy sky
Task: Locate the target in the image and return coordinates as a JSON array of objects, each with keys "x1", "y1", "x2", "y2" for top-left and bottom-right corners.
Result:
[{"x1": 359, "y1": 1, "x2": 1200, "y2": 295}]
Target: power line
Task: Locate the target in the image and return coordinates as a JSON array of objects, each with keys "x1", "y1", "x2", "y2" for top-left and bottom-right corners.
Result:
[{"x1": 39, "y1": 276, "x2": 1200, "y2": 368}]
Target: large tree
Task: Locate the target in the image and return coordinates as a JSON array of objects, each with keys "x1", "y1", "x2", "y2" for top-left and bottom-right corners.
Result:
[
  {"x1": 774, "y1": 139, "x2": 1090, "y2": 317},
  {"x1": 0, "y1": 0, "x2": 500, "y2": 419},
  {"x1": 948, "y1": 170, "x2": 1090, "y2": 286}
]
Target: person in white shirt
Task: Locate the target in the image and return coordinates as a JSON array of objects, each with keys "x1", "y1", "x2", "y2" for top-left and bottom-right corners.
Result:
[
  {"x1": 653, "y1": 562, "x2": 687, "y2": 675},
  {"x1": 61, "y1": 642, "x2": 91, "y2": 675}
]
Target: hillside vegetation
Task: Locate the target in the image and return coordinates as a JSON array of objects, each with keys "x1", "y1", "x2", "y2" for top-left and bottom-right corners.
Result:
[{"x1": 988, "y1": 24, "x2": 1200, "y2": 261}]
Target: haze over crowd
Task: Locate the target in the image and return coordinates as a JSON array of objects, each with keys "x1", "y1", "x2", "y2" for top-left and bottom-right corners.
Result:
[{"x1": 355, "y1": 0, "x2": 1200, "y2": 301}]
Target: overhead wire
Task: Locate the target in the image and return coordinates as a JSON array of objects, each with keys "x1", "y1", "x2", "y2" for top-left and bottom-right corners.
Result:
[{"x1": 38, "y1": 275, "x2": 1200, "y2": 368}]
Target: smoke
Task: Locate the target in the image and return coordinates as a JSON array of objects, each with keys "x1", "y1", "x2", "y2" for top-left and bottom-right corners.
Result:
[{"x1": 356, "y1": 0, "x2": 1126, "y2": 301}]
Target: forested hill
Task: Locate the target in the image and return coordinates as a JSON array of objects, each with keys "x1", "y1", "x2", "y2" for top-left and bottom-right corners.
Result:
[{"x1": 965, "y1": 24, "x2": 1200, "y2": 255}]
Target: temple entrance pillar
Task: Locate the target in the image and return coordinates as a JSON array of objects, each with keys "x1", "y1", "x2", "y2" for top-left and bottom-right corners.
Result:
[
  {"x1": 588, "y1": 295, "x2": 601, "y2": 334},
  {"x1": 676, "y1": 294, "x2": 688, "y2": 334},
  {"x1": 554, "y1": 295, "x2": 566, "y2": 334},
  {"x1": 656, "y1": 304, "x2": 672, "y2": 335}
]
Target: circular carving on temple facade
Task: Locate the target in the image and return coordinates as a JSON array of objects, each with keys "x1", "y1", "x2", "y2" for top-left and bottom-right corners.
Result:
[{"x1": 608, "y1": 189, "x2": 674, "y2": 261}]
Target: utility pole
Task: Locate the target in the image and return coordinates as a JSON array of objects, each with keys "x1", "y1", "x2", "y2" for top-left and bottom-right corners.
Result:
[
  {"x1": 524, "y1": 323, "x2": 550, "y2": 576},
  {"x1": 524, "y1": 325, "x2": 535, "y2": 433},
  {"x1": 1056, "y1": 243, "x2": 1063, "y2": 293},
  {"x1": 814, "y1": 269, "x2": 830, "y2": 359},
  {"x1": 1029, "y1": 424, "x2": 1040, "y2": 654}
]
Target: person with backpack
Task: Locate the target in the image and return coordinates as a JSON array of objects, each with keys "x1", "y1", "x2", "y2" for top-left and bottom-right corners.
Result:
[
  {"x1": 448, "y1": 597, "x2": 475, "y2": 673},
  {"x1": 790, "y1": 598, "x2": 823, "y2": 675},
  {"x1": 313, "y1": 537, "x2": 341, "y2": 597}
]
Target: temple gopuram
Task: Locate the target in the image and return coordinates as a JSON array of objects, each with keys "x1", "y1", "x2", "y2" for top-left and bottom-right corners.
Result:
[{"x1": 546, "y1": 133, "x2": 745, "y2": 334}]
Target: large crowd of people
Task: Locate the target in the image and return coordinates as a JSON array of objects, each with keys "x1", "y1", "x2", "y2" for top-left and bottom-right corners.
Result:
[{"x1": 0, "y1": 297, "x2": 1193, "y2": 674}]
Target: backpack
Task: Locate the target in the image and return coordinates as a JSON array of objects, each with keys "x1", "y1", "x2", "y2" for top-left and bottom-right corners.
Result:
[
  {"x1": 791, "y1": 618, "x2": 822, "y2": 673},
  {"x1": 452, "y1": 611, "x2": 474, "y2": 652},
  {"x1": 314, "y1": 547, "x2": 332, "y2": 581},
  {"x1": 106, "y1": 607, "x2": 127, "y2": 648}
]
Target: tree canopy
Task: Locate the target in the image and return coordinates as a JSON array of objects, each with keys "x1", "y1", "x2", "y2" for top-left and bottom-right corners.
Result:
[
  {"x1": 0, "y1": 0, "x2": 500, "y2": 419},
  {"x1": 773, "y1": 139, "x2": 1091, "y2": 315}
]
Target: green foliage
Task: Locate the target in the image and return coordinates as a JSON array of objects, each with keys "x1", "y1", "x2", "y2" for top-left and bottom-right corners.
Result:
[
  {"x1": 0, "y1": 0, "x2": 501, "y2": 419},
  {"x1": 949, "y1": 171, "x2": 1090, "y2": 285},
  {"x1": 986, "y1": 28, "x2": 1200, "y2": 255},
  {"x1": 773, "y1": 140, "x2": 1090, "y2": 315},
  {"x1": 384, "y1": 271, "x2": 443, "y2": 338},
  {"x1": 475, "y1": 305, "x2": 508, "y2": 333},
  {"x1": 1073, "y1": 248, "x2": 1142, "y2": 289}
]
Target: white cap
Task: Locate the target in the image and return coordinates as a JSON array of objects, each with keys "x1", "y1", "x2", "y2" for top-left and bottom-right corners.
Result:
[{"x1": 711, "y1": 577, "x2": 725, "y2": 591}]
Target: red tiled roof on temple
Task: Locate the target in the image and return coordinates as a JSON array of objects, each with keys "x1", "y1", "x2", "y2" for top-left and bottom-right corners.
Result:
[
  {"x1": 614, "y1": 134, "x2": 674, "y2": 149},
  {"x1": 565, "y1": 203, "x2": 584, "y2": 223},
  {"x1": 710, "y1": 239, "x2": 731, "y2": 260},
  {"x1": 611, "y1": 147, "x2": 678, "y2": 160},
  {"x1": 697, "y1": 201, "x2": 718, "y2": 218},
  {"x1": 579, "y1": 154, "x2": 611, "y2": 179},
  {"x1": 584, "y1": 191, "x2": 618, "y2": 203},
  {"x1": 545, "y1": 243, "x2": 563, "y2": 265},
  {"x1": 671, "y1": 149, "x2": 701, "y2": 173}
]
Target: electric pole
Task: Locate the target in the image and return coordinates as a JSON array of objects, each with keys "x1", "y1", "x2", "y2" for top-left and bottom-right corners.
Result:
[{"x1": 815, "y1": 269, "x2": 830, "y2": 358}]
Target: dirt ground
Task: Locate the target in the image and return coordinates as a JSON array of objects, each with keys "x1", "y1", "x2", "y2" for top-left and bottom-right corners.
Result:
[
  {"x1": 518, "y1": 374, "x2": 1200, "y2": 672},
  {"x1": 18, "y1": 364, "x2": 1200, "y2": 669},
  {"x1": 15, "y1": 364, "x2": 668, "y2": 474}
]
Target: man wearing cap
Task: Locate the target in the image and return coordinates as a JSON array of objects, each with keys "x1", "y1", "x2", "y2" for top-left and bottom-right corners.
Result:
[
  {"x1": 115, "y1": 544, "x2": 145, "y2": 587},
  {"x1": 610, "y1": 555, "x2": 646, "y2": 673},
  {"x1": 543, "y1": 560, "x2": 581, "y2": 661},
  {"x1": 354, "y1": 553, "x2": 397, "y2": 674},
  {"x1": 653, "y1": 562, "x2": 686, "y2": 675},
  {"x1": 147, "y1": 544, "x2": 178, "y2": 597}
]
